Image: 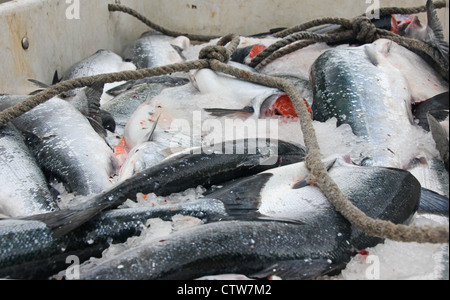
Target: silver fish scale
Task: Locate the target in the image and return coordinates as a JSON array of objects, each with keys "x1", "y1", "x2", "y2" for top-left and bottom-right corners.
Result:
[
  {"x1": 9, "y1": 97, "x2": 118, "y2": 196},
  {"x1": 123, "y1": 32, "x2": 184, "y2": 69},
  {"x1": 0, "y1": 220, "x2": 58, "y2": 269},
  {"x1": 312, "y1": 46, "x2": 414, "y2": 168},
  {"x1": 0, "y1": 125, "x2": 58, "y2": 217}
]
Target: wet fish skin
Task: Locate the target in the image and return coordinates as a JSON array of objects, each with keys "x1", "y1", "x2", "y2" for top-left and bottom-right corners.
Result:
[
  {"x1": 102, "y1": 77, "x2": 189, "y2": 138},
  {"x1": 123, "y1": 31, "x2": 187, "y2": 69},
  {"x1": 0, "y1": 199, "x2": 226, "y2": 280},
  {"x1": 28, "y1": 139, "x2": 307, "y2": 237},
  {"x1": 118, "y1": 141, "x2": 174, "y2": 182},
  {"x1": 26, "y1": 80, "x2": 115, "y2": 135},
  {"x1": 311, "y1": 44, "x2": 415, "y2": 168},
  {"x1": 60, "y1": 49, "x2": 137, "y2": 102},
  {"x1": 77, "y1": 159, "x2": 420, "y2": 280},
  {"x1": 0, "y1": 95, "x2": 119, "y2": 197},
  {"x1": 0, "y1": 124, "x2": 59, "y2": 218}
]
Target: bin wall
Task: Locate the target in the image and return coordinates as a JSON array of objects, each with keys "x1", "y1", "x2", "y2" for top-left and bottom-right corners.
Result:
[{"x1": 0, "y1": 0, "x2": 448, "y2": 94}]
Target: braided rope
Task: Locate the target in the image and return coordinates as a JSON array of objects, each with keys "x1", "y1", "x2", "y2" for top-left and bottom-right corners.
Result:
[{"x1": 0, "y1": 3, "x2": 448, "y2": 244}]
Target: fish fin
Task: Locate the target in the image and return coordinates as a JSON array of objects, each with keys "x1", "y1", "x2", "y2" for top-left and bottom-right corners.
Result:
[
  {"x1": 105, "y1": 81, "x2": 133, "y2": 96},
  {"x1": 426, "y1": 0, "x2": 449, "y2": 61},
  {"x1": 21, "y1": 205, "x2": 106, "y2": 238},
  {"x1": 251, "y1": 259, "x2": 345, "y2": 280},
  {"x1": 206, "y1": 174, "x2": 272, "y2": 217},
  {"x1": 171, "y1": 44, "x2": 185, "y2": 57},
  {"x1": 203, "y1": 106, "x2": 255, "y2": 117},
  {"x1": 292, "y1": 159, "x2": 336, "y2": 189},
  {"x1": 204, "y1": 173, "x2": 300, "y2": 223},
  {"x1": 428, "y1": 112, "x2": 449, "y2": 170},
  {"x1": 27, "y1": 79, "x2": 49, "y2": 95},
  {"x1": 27, "y1": 79, "x2": 50, "y2": 89},
  {"x1": 142, "y1": 114, "x2": 161, "y2": 142},
  {"x1": 428, "y1": 109, "x2": 450, "y2": 123},
  {"x1": 418, "y1": 188, "x2": 449, "y2": 217},
  {"x1": 84, "y1": 82, "x2": 106, "y2": 135},
  {"x1": 364, "y1": 44, "x2": 382, "y2": 66},
  {"x1": 85, "y1": 82, "x2": 104, "y2": 115},
  {"x1": 52, "y1": 71, "x2": 61, "y2": 85},
  {"x1": 87, "y1": 117, "x2": 107, "y2": 138},
  {"x1": 292, "y1": 178, "x2": 309, "y2": 189},
  {"x1": 426, "y1": 0, "x2": 445, "y2": 41}
]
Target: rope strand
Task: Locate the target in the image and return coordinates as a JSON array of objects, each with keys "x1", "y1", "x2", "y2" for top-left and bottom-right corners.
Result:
[{"x1": 0, "y1": 3, "x2": 448, "y2": 244}]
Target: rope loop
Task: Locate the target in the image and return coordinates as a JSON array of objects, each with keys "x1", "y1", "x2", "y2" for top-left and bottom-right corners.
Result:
[
  {"x1": 352, "y1": 16, "x2": 379, "y2": 44},
  {"x1": 199, "y1": 45, "x2": 231, "y2": 63},
  {"x1": 0, "y1": 2, "x2": 447, "y2": 244}
]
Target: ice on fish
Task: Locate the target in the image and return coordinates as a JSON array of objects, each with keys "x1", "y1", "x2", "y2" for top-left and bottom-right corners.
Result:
[
  {"x1": 73, "y1": 215, "x2": 204, "y2": 276},
  {"x1": 334, "y1": 214, "x2": 449, "y2": 280},
  {"x1": 119, "y1": 186, "x2": 207, "y2": 209}
]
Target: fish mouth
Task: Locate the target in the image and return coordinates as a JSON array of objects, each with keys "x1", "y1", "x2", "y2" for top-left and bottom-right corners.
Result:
[
  {"x1": 261, "y1": 94, "x2": 312, "y2": 119},
  {"x1": 391, "y1": 14, "x2": 414, "y2": 35}
]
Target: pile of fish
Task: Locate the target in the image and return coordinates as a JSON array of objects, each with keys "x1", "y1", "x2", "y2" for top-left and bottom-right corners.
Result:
[{"x1": 0, "y1": 0, "x2": 449, "y2": 280}]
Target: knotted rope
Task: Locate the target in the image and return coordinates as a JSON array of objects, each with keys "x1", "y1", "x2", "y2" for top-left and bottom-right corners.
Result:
[{"x1": 0, "y1": 3, "x2": 448, "y2": 244}]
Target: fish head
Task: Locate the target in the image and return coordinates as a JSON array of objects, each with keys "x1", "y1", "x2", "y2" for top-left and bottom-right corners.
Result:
[
  {"x1": 118, "y1": 141, "x2": 168, "y2": 181},
  {"x1": 403, "y1": 16, "x2": 426, "y2": 39},
  {"x1": 258, "y1": 94, "x2": 311, "y2": 119},
  {"x1": 391, "y1": 14, "x2": 414, "y2": 35}
]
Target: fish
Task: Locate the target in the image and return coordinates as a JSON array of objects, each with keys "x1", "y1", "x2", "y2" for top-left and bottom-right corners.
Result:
[
  {"x1": 122, "y1": 31, "x2": 189, "y2": 69},
  {"x1": 103, "y1": 77, "x2": 194, "y2": 166},
  {"x1": 0, "y1": 124, "x2": 59, "y2": 218},
  {"x1": 0, "y1": 95, "x2": 119, "y2": 197},
  {"x1": 259, "y1": 42, "x2": 333, "y2": 80},
  {"x1": 27, "y1": 139, "x2": 307, "y2": 237},
  {"x1": 27, "y1": 80, "x2": 115, "y2": 136},
  {"x1": 0, "y1": 199, "x2": 227, "y2": 280},
  {"x1": 118, "y1": 140, "x2": 187, "y2": 182},
  {"x1": 369, "y1": 39, "x2": 448, "y2": 104},
  {"x1": 59, "y1": 49, "x2": 137, "y2": 104},
  {"x1": 118, "y1": 82, "x2": 202, "y2": 152},
  {"x1": 102, "y1": 76, "x2": 190, "y2": 137},
  {"x1": 311, "y1": 43, "x2": 427, "y2": 168},
  {"x1": 192, "y1": 64, "x2": 308, "y2": 119},
  {"x1": 392, "y1": 0, "x2": 449, "y2": 65},
  {"x1": 74, "y1": 157, "x2": 421, "y2": 280}
]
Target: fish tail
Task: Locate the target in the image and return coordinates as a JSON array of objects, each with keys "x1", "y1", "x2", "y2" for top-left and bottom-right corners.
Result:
[{"x1": 22, "y1": 204, "x2": 106, "y2": 238}]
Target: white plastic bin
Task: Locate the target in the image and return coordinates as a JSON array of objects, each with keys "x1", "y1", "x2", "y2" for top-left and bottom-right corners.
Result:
[{"x1": 0, "y1": 0, "x2": 448, "y2": 94}]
